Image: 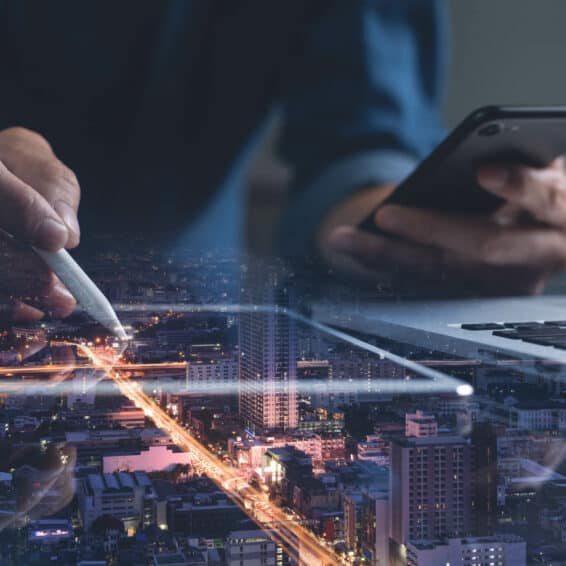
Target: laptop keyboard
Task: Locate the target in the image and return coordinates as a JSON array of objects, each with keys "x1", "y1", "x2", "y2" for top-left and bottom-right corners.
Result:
[{"x1": 461, "y1": 320, "x2": 566, "y2": 349}]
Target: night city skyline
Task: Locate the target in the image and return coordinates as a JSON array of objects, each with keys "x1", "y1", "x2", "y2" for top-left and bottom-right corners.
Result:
[{"x1": 0, "y1": 243, "x2": 563, "y2": 566}]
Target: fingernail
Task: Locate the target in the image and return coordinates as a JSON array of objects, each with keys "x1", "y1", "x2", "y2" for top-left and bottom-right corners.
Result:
[
  {"x1": 34, "y1": 218, "x2": 69, "y2": 251},
  {"x1": 479, "y1": 166, "x2": 508, "y2": 190},
  {"x1": 54, "y1": 201, "x2": 80, "y2": 240},
  {"x1": 328, "y1": 228, "x2": 356, "y2": 253}
]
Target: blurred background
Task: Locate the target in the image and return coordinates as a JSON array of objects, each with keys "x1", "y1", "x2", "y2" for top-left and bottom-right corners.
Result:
[
  {"x1": 245, "y1": 0, "x2": 566, "y2": 254},
  {"x1": 445, "y1": 0, "x2": 566, "y2": 125}
]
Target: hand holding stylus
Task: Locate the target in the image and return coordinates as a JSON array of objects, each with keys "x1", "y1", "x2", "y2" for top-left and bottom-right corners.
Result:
[{"x1": 0, "y1": 127, "x2": 80, "y2": 321}]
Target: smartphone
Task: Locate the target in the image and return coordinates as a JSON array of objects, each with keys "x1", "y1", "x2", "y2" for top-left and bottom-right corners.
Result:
[{"x1": 359, "y1": 105, "x2": 566, "y2": 233}]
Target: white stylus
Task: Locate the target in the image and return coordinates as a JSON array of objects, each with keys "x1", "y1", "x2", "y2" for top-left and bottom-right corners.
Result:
[{"x1": 33, "y1": 247, "x2": 128, "y2": 341}]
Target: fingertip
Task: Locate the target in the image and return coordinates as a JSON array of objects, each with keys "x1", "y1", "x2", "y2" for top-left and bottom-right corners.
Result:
[
  {"x1": 327, "y1": 225, "x2": 358, "y2": 253},
  {"x1": 330, "y1": 225, "x2": 356, "y2": 238},
  {"x1": 477, "y1": 165, "x2": 508, "y2": 191},
  {"x1": 11, "y1": 301, "x2": 45, "y2": 322},
  {"x1": 65, "y1": 231, "x2": 80, "y2": 249}
]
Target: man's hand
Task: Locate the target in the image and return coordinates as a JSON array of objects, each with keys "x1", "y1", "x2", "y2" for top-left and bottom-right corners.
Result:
[
  {"x1": 321, "y1": 157, "x2": 566, "y2": 296},
  {"x1": 0, "y1": 127, "x2": 80, "y2": 321}
]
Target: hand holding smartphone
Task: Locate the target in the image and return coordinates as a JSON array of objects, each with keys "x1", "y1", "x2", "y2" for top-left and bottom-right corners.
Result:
[{"x1": 360, "y1": 105, "x2": 566, "y2": 233}]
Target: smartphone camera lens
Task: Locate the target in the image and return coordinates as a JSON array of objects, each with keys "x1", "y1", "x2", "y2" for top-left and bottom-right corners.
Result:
[{"x1": 478, "y1": 123, "x2": 502, "y2": 137}]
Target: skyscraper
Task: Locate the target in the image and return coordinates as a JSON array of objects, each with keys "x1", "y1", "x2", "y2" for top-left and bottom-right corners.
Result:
[
  {"x1": 405, "y1": 410, "x2": 438, "y2": 438},
  {"x1": 471, "y1": 422, "x2": 499, "y2": 536},
  {"x1": 297, "y1": 359, "x2": 332, "y2": 410},
  {"x1": 390, "y1": 436, "x2": 475, "y2": 563},
  {"x1": 361, "y1": 490, "x2": 389, "y2": 566},
  {"x1": 239, "y1": 263, "x2": 298, "y2": 433}
]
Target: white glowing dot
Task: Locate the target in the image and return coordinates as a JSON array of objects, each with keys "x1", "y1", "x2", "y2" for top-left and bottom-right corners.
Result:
[{"x1": 456, "y1": 384, "x2": 474, "y2": 397}]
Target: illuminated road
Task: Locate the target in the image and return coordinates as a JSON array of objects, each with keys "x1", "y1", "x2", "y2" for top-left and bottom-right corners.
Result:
[
  {"x1": 0, "y1": 359, "x2": 482, "y2": 376},
  {"x1": 0, "y1": 361, "x2": 186, "y2": 375},
  {"x1": 77, "y1": 343, "x2": 343, "y2": 566}
]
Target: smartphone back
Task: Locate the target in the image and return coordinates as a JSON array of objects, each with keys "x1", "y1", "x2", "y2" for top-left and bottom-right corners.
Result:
[{"x1": 361, "y1": 106, "x2": 566, "y2": 233}]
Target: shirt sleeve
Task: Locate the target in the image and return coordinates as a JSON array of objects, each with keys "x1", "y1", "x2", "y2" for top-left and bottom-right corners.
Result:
[{"x1": 275, "y1": 0, "x2": 447, "y2": 258}]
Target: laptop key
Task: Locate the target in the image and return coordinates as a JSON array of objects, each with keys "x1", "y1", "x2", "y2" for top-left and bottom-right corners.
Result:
[
  {"x1": 543, "y1": 320, "x2": 566, "y2": 326},
  {"x1": 521, "y1": 337, "x2": 562, "y2": 346},
  {"x1": 515, "y1": 328, "x2": 566, "y2": 338},
  {"x1": 492, "y1": 330, "x2": 522, "y2": 339},
  {"x1": 524, "y1": 337, "x2": 566, "y2": 349},
  {"x1": 461, "y1": 323, "x2": 505, "y2": 330},
  {"x1": 493, "y1": 328, "x2": 566, "y2": 340},
  {"x1": 503, "y1": 322, "x2": 544, "y2": 329}
]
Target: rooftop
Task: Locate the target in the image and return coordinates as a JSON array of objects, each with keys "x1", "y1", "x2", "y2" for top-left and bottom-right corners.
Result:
[
  {"x1": 393, "y1": 435, "x2": 469, "y2": 448},
  {"x1": 85, "y1": 471, "x2": 151, "y2": 493},
  {"x1": 227, "y1": 529, "x2": 271, "y2": 543}
]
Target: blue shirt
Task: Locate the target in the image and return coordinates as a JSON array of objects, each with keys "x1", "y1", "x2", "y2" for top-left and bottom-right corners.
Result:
[{"x1": 0, "y1": 0, "x2": 445, "y2": 252}]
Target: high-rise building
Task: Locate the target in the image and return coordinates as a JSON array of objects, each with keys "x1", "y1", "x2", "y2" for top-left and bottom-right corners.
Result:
[
  {"x1": 361, "y1": 490, "x2": 390, "y2": 566},
  {"x1": 327, "y1": 352, "x2": 405, "y2": 408},
  {"x1": 357, "y1": 434, "x2": 390, "y2": 466},
  {"x1": 78, "y1": 471, "x2": 153, "y2": 534},
  {"x1": 343, "y1": 492, "x2": 364, "y2": 554},
  {"x1": 225, "y1": 529, "x2": 279, "y2": 566},
  {"x1": 67, "y1": 369, "x2": 97, "y2": 409},
  {"x1": 390, "y1": 435, "x2": 476, "y2": 561},
  {"x1": 297, "y1": 359, "x2": 332, "y2": 409},
  {"x1": 405, "y1": 535, "x2": 526, "y2": 566},
  {"x1": 186, "y1": 355, "x2": 238, "y2": 391},
  {"x1": 239, "y1": 266, "x2": 297, "y2": 433},
  {"x1": 471, "y1": 422, "x2": 499, "y2": 536},
  {"x1": 405, "y1": 411, "x2": 438, "y2": 438}
]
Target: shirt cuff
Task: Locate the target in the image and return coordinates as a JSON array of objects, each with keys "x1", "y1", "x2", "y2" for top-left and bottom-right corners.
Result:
[{"x1": 275, "y1": 150, "x2": 418, "y2": 259}]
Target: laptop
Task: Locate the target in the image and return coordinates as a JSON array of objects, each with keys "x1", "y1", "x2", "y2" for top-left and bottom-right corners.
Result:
[{"x1": 311, "y1": 294, "x2": 566, "y2": 369}]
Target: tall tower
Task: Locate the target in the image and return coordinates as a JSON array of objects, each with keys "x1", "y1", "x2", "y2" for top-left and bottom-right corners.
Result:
[
  {"x1": 390, "y1": 435, "x2": 475, "y2": 562},
  {"x1": 239, "y1": 262, "x2": 297, "y2": 433},
  {"x1": 471, "y1": 422, "x2": 498, "y2": 536}
]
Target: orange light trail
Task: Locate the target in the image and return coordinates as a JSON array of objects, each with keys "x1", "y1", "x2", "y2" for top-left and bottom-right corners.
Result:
[
  {"x1": 76, "y1": 343, "x2": 343, "y2": 566},
  {"x1": 0, "y1": 361, "x2": 186, "y2": 375}
]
